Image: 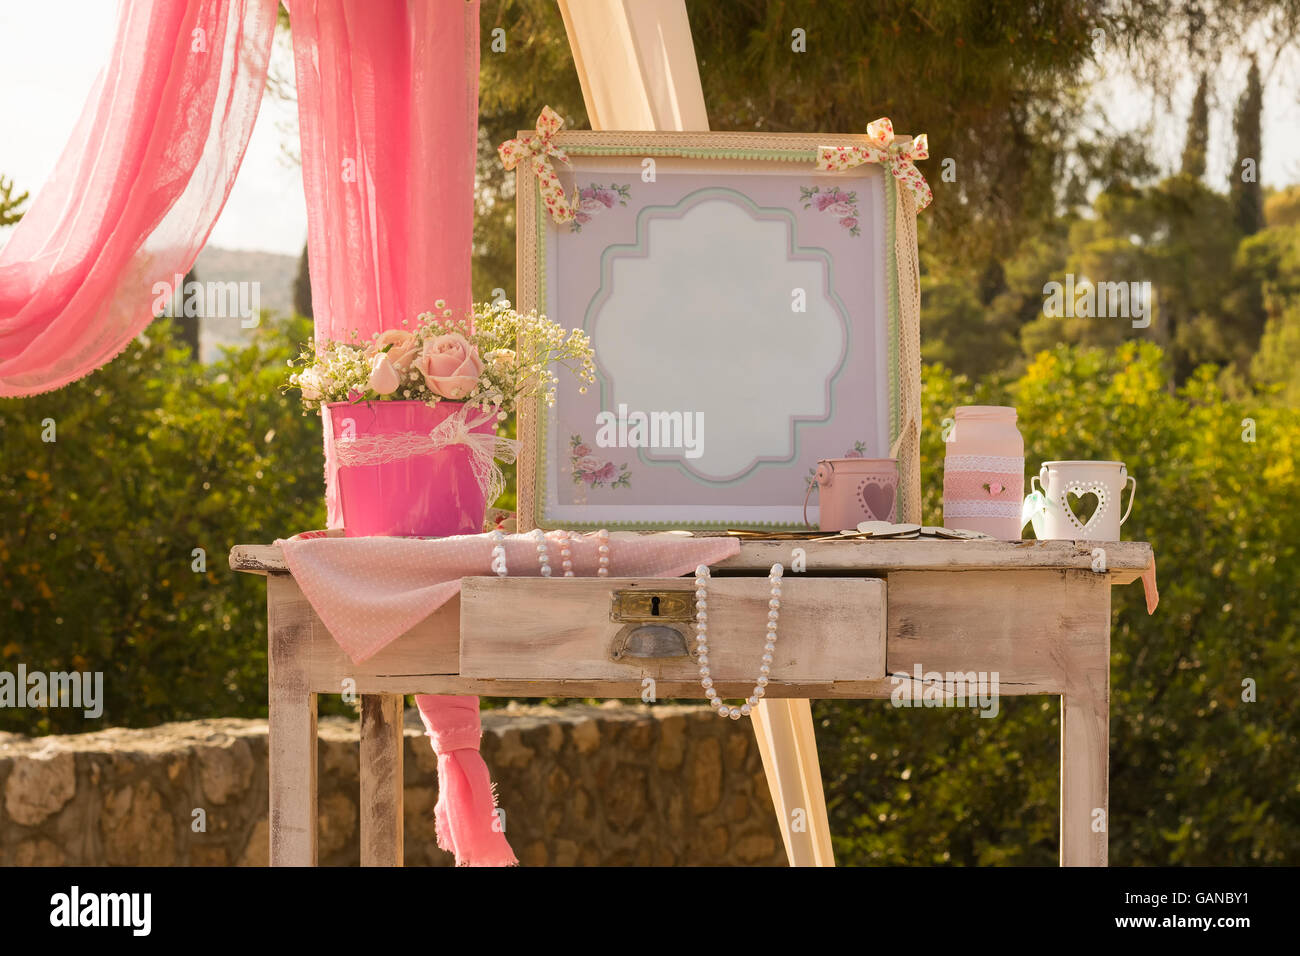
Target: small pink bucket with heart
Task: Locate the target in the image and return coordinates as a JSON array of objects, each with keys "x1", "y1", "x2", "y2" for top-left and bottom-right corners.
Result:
[{"x1": 804, "y1": 457, "x2": 899, "y2": 531}]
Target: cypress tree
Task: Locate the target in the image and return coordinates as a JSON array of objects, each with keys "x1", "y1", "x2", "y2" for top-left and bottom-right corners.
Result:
[
  {"x1": 1231, "y1": 59, "x2": 1264, "y2": 236},
  {"x1": 1180, "y1": 73, "x2": 1209, "y2": 180},
  {"x1": 293, "y1": 242, "x2": 314, "y2": 318}
]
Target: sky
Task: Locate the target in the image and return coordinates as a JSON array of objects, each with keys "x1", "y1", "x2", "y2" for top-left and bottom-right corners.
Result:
[
  {"x1": 2, "y1": 1, "x2": 1298, "y2": 256},
  {"x1": 0, "y1": 0, "x2": 306, "y2": 255}
]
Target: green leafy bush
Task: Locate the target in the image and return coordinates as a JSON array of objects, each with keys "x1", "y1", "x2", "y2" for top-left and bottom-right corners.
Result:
[{"x1": 0, "y1": 318, "x2": 325, "y2": 733}]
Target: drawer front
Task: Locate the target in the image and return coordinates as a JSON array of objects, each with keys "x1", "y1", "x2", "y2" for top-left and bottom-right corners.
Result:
[{"x1": 459, "y1": 576, "x2": 885, "y2": 683}]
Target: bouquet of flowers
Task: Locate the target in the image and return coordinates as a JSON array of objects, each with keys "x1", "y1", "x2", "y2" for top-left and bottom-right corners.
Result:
[{"x1": 287, "y1": 298, "x2": 595, "y2": 418}]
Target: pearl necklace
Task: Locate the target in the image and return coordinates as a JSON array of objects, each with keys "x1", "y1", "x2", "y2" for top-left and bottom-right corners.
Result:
[
  {"x1": 488, "y1": 529, "x2": 611, "y2": 577},
  {"x1": 694, "y1": 562, "x2": 780, "y2": 719}
]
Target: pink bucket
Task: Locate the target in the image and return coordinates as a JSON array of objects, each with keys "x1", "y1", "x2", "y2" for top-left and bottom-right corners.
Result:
[
  {"x1": 325, "y1": 401, "x2": 494, "y2": 537},
  {"x1": 803, "y1": 457, "x2": 899, "y2": 531}
]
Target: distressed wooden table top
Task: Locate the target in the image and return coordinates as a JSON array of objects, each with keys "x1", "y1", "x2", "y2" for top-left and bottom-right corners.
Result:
[{"x1": 230, "y1": 535, "x2": 1153, "y2": 585}]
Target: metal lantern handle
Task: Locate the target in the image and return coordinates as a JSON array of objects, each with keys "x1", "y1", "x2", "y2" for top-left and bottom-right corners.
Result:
[
  {"x1": 1119, "y1": 475, "x2": 1137, "y2": 526},
  {"x1": 803, "y1": 461, "x2": 834, "y2": 528}
]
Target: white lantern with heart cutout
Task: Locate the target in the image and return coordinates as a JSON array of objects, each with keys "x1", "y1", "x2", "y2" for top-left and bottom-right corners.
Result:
[{"x1": 1032, "y1": 460, "x2": 1136, "y2": 541}]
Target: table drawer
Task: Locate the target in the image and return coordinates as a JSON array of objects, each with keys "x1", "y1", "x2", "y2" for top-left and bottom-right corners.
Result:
[{"x1": 459, "y1": 576, "x2": 885, "y2": 683}]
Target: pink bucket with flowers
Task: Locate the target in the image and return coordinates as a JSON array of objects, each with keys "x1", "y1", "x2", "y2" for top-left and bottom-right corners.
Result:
[{"x1": 291, "y1": 299, "x2": 596, "y2": 538}]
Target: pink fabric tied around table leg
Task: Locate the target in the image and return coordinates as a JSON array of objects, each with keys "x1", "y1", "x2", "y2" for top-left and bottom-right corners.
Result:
[{"x1": 415, "y1": 694, "x2": 517, "y2": 867}]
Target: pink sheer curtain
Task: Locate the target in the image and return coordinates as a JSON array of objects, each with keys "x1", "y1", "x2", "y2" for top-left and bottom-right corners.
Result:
[
  {"x1": 289, "y1": 0, "x2": 480, "y2": 528},
  {"x1": 0, "y1": 0, "x2": 279, "y2": 397}
]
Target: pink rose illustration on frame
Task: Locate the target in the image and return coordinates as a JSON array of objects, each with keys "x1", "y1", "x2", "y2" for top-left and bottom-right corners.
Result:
[
  {"x1": 570, "y1": 434, "x2": 631, "y2": 489},
  {"x1": 800, "y1": 185, "x2": 861, "y2": 237},
  {"x1": 569, "y1": 183, "x2": 632, "y2": 232}
]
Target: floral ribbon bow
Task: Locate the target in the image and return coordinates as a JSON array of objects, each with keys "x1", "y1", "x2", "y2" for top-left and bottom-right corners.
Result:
[
  {"x1": 498, "y1": 106, "x2": 576, "y2": 224},
  {"x1": 334, "y1": 406, "x2": 519, "y2": 508},
  {"x1": 817, "y1": 118, "x2": 932, "y2": 211}
]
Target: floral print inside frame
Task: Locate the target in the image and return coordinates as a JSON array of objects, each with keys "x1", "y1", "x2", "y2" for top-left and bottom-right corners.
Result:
[
  {"x1": 570, "y1": 434, "x2": 631, "y2": 489},
  {"x1": 800, "y1": 185, "x2": 860, "y2": 236},
  {"x1": 571, "y1": 182, "x2": 632, "y2": 231}
]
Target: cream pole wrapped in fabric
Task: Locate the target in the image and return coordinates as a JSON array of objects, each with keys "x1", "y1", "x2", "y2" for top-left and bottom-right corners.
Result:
[
  {"x1": 557, "y1": 0, "x2": 837, "y2": 868},
  {"x1": 557, "y1": 0, "x2": 708, "y2": 131}
]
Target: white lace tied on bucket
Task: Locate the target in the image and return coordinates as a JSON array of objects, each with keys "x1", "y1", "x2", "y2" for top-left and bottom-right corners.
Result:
[{"x1": 333, "y1": 405, "x2": 520, "y2": 507}]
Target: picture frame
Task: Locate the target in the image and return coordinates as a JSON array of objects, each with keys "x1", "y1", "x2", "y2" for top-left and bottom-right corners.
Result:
[{"x1": 514, "y1": 130, "x2": 922, "y2": 531}]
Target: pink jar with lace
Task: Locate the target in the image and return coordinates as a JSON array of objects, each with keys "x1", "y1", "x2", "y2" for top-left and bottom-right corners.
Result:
[{"x1": 942, "y1": 405, "x2": 1025, "y2": 539}]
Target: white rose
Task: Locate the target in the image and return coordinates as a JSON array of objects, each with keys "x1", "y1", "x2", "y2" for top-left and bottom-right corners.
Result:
[{"x1": 297, "y1": 367, "x2": 323, "y2": 401}]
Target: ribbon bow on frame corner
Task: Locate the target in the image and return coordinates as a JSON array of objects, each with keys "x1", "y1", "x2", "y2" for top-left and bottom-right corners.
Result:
[
  {"x1": 817, "y1": 117, "x2": 933, "y2": 211},
  {"x1": 498, "y1": 106, "x2": 577, "y2": 225}
]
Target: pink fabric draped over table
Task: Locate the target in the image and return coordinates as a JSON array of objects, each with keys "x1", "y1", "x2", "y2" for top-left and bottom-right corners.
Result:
[
  {"x1": 0, "y1": 0, "x2": 278, "y2": 396},
  {"x1": 279, "y1": 530, "x2": 744, "y2": 867}
]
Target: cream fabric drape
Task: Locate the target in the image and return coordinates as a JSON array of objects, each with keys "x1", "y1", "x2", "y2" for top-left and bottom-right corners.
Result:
[
  {"x1": 557, "y1": 0, "x2": 707, "y2": 131},
  {"x1": 558, "y1": 0, "x2": 836, "y2": 868}
]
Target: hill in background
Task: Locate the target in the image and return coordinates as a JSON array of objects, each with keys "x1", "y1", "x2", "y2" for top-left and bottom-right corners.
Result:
[{"x1": 192, "y1": 245, "x2": 299, "y2": 362}]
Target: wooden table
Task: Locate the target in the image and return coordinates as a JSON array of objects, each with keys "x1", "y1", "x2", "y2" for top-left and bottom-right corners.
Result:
[{"x1": 230, "y1": 536, "x2": 1152, "y2": 867}]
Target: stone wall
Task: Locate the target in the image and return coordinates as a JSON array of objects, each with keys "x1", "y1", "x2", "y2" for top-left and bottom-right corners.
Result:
[{"x1": 0, "y1": 704, "x2": 785, "y2": 866}]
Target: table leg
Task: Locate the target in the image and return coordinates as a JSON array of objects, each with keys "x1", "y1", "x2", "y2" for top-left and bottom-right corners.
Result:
[
  {"x1": 1060, "y1": 579, "x2": 1111, "y2": 867},
  {"x1": 360, "y1": 694, "x2": 405, "y2": 866},
  {"x1": 1060, "y1": 687, "x2": 1109, "y2": 866},
  {"x1": 751, "y1": 698, "x2": 836, "y2": 866},
  {"x1": 267, "y1": 574, "x2": 318, "y2": 866}
]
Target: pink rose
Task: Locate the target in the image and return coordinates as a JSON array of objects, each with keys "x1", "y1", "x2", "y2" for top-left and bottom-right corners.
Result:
[
  {"x1": 368, "y1": 353, "x2": 401, "y2": 395},
  {"x1": 574, "y1": 456, "x2": 601, "y2": 475},
  {"x1": 414, "y1": 332, "x2": 484, "y2": 399},
  {"x1": 594, "y1": 462, "x2": 617, "y2": 482},
  {"x1": 814, "y1": 191, "x2": 838, "y2": 211},
  {"x1": 574, "y1": 210, "x2": 592, "y2": 225},
  {"x1": 573, "y1": 443, "x2": 592, "y2": 457},
  {"x1": 580, "y1": 187, "x2": 616, "y2": 208},
  {"x1": 839, "y1": 216, "x2": 858, "y2": 230},
  {"x1": 366, "y1": 328, "x2": 420, "y2": 373},
  {"x1": 826, "y1": 201, "x2": 854, "y2": 217}
]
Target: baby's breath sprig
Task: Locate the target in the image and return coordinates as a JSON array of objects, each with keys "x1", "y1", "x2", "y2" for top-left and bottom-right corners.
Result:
[{"x1": 286, "y1": 299, "x2": 596, "y2": 423}]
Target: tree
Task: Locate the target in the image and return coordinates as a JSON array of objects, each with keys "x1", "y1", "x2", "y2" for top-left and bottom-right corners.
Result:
[
  {"x1": 0, "y1": 317, "x2": 327, "y2": 733},
  {"x1": 1180, "y1": 73, "x2": 1210, "y2": 180},
  {"x1": 175, "y1": 267, "x2": 202, "y2": 359},
  {"x1": 1231, "y1": 58, "x2": 1265, "y2": 237},
  {"x1": 1018, "y1": 176, "x2": 1241, "y2": 382},
  {"x1": 293, "y1": 241, "x2": 313, "y2": 317}
]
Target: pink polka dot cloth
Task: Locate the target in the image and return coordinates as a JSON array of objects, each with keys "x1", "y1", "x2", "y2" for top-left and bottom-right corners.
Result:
[{"x1": 277, "y1": 530, "x2": 741, "y2": 663}]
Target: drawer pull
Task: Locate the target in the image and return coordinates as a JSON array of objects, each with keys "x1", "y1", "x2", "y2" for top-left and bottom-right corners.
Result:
[{"x1": 611, "y1": 624, "x2": 690, "y2": 660}]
